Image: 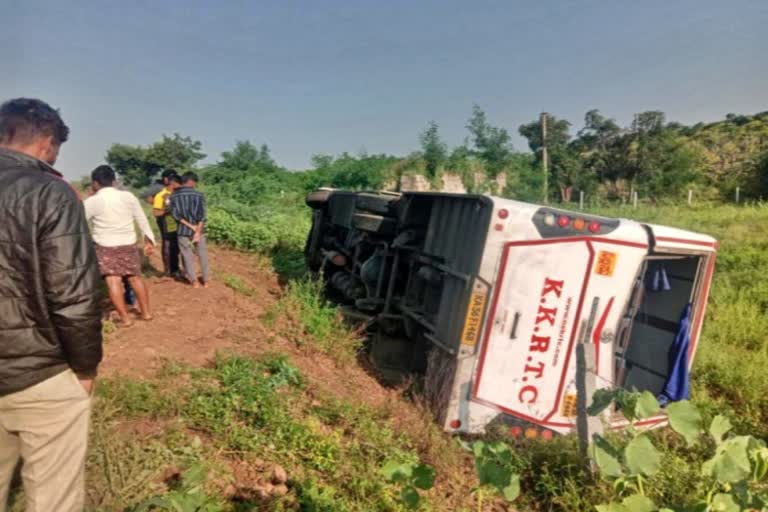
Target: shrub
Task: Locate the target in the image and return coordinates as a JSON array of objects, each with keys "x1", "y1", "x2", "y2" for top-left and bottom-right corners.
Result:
[{"x1": 264, "y1": 278, "x2": 362, "y2": 365}]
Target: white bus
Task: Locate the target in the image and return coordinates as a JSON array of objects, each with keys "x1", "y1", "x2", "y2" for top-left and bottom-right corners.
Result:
[{"x1": 305, "y1": 190, "x2": 717, "y2": 436}]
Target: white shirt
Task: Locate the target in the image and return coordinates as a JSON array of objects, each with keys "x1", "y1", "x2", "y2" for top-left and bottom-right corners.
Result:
[{"x1": 84, "y1": 187, "x2": 156, "y2": 247}]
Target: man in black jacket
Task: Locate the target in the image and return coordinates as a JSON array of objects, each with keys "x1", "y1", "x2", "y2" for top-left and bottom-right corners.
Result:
[{"x1": 0, "y1": 98, "x2": 103, "y2": 511}]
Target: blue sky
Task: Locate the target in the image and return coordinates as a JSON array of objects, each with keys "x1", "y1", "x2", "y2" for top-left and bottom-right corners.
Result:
[{"x1": 3, "y1": 0, "x2": 766, "y2": 178}]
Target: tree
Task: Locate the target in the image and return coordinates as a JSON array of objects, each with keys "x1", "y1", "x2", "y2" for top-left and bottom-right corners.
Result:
[
  {"x1": 606, "y1": 111, "x2": 704, "y2": 197},
  {"x1": 466, "y1": 105, "x2": 513, "y2": 175},
  {"x1": 577, "y1": 110, "x2": 620, "y2": 150},
  {"x1": 752, "y1": 150, "x2": 768, "y2": 198},
  {"x1": 302, "y1": 152, "x2": 399, "y2": 191},
  {"x1": 631, "y1": 110, "x2": 665, "y2": 135},
  {"x1": 519, "y1": 114, "x2": 584, "y2": 202},
  {"x1": 105, "y1": 133, "x2": 205, "y2": 186},
  {"x1": 419, "y1": 121, "x2": 447, "y2": 177},
  {"x1": 105, "y1": 144, "x2": 151, "y2": 186},
  {"x1": 146, "y1": 134, "x2": 206, "y2": 174},
  {"x1": 573, "y1": 110, "x2": 622, "y2": 188},
  {"x1": 219, "y1": 141, "x2": 277, "y2": 173}
]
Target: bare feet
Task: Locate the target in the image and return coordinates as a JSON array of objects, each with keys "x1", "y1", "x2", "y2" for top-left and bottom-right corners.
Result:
[
  {"x1": 192, "y1": 281, "x2": 201, "y2": 289},
  {"x1": 141, "y1": 314, "x2": 154, "y2": 321}
]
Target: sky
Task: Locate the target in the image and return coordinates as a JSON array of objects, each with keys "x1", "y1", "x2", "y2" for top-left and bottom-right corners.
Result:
[{"x1": 2, "y1": 0, "x2": 767, "y2": 178}]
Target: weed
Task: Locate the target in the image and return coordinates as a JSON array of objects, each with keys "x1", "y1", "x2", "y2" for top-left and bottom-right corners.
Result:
[
  {"x1": 265, "y1": 278, "x2": 362, "y2": 365},
  {"x1": 221, "y1": 274, "x2": 256, "y2": 297},
  {"x1": 380, "y1": 460, "x2": 436, "y2": 509},
  {"x1": 85, "y1": 406, "x2": 198, "y2": 511},
  {"x1": 96, "y1": 378, "x2": 185, "y2": 418},
  {"x1": 102, "y1": 319, "x2": 118, "y2": 336},
  {"x1": 133, "y1": 463, "x2": 225, "y2": 512},
  {"x1": 459, "y1": 439, "x2": 522, "y2": 507},
  {"x1": 587, "y1": 388, "x2": 768, "y2": 511}
]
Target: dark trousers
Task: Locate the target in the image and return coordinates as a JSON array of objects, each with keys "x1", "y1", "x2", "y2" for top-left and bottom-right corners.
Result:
[{"x1": 162, "y1": 232, "x2": 180, "y2": 275}]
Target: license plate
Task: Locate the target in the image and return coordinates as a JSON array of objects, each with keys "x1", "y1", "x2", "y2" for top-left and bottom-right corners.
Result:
[{"x1": 461, "y1": 289, "x2": 487, "y2": 347}]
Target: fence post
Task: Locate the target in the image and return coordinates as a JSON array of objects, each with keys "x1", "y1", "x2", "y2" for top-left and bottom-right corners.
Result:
[
  {"x1": 736, "y1": 187, "x2": 740, "y2": 204},
  {"x1": 688, "y1": 189, "x2": 693, "y2": 206},
  {"x1": 579, "y1": 190, "x2": 584, "y2": 210},
  {"x1": 632, "y1": 191, "x2": 638, "y2": 209}
]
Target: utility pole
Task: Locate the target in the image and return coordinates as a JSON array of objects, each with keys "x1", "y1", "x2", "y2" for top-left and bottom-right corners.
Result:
[{"x1": 541, "y1": 112, "x2": 548, "y2": 203}]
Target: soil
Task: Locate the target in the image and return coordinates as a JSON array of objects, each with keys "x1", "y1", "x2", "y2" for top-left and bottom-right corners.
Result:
[
  {"x1": 103, "y1": 247, "x2": 412, "y2": 417},
  {"x1": 101, "y1": 246, "x2": 483, "y2": 510},
  {"x1": 101, "y1": 248, "x2": 280, "y2": 378}
]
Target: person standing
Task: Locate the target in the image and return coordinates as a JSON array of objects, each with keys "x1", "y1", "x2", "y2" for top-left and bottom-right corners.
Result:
[
  {"x1": 0, "y1": 98, "x2": 103, "y2": 512},
  {"x1": 171, "y1": 172, "x2": 210, "y2": 288},
  {"x1": 152, "y1": 171, "x2": 181, "y2": 277},
  {"x1": 84, "y1": 165, "x2": 156, "y2": 326}
]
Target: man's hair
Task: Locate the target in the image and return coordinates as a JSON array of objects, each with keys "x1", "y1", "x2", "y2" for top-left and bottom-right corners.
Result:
[
  {"x1": 91, "y1": 165, "x2": 116, "y2": 187},
  {"x1": 167, "y1": 173, "x2": 182, "y2": 184},
  {"x1": 181, "y1": 171, "x2": 199, "y2": 184},
  {"x1": 161, "y1": 169, "x2": 177, "y2": 179},
  {"x1": 0, "y1": 98, "x2": 70, "y2": 146}
]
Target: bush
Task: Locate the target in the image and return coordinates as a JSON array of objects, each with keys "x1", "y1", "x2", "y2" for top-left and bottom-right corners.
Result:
[
  {"x1": 206, "y1": 209, "x2": 307, "y2": 255},
  {"x1": 264, "y1": 278, "x2": 362, "y2": 365}
]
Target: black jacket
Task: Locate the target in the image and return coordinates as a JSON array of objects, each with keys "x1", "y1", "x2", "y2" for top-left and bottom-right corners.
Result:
[{"x1": 0, "y1": 147, "x2": 103, "y2": 396}]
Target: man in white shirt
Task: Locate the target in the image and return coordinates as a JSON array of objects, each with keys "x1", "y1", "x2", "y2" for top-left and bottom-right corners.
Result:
[{"x1": 84, "y1": 165, "x2": 156, "y2": 326}]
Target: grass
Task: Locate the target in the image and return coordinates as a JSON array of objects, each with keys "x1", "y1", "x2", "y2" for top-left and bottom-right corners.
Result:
[
  {"x1": 222, "y1": 273, "x2": 257, "y2": 297},
  {"x1": 264, "y1": 278, "x2": 363, "y2": 366},
  {"x1": 65, "y1": 353, "x2": 441, "y2": 511}
]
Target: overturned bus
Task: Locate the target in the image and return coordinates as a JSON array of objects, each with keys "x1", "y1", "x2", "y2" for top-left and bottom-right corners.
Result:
[{"x1": 304, "y1": 189, "x2": 717, "y2": 436}]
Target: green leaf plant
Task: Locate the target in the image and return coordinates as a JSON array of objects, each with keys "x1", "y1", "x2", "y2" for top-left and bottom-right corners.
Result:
[
  {"x1": 380, "y1": 459, "x2": 436, "y2": 510},
  {"x1": 459, "y1": 439, "x2": 521, "y2": 511},
  {"x1": 588, "y1": 389, "x2": 768, "y2": 511}
]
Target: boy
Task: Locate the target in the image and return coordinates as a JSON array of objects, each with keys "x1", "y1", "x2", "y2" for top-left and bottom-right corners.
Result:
[{"x1": 152, "y1": 172, "x2": 181, "y2": 277}]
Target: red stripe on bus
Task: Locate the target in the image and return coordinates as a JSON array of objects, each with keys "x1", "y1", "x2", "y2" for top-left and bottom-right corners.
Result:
[
  {"x1": 656, "y1": 236, "x2": 717, "y2": 248},
  {"x1": 592, "y1": 296, "x2": 615, "y2": 374}
]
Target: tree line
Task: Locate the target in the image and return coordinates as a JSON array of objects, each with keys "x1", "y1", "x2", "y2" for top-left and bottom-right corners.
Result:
[{"x1": 103, "y1": 106, "x2": 768, "y2": 203}]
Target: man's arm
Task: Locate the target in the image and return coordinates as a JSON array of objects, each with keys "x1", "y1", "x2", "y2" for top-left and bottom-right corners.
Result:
[
  {"x1": 130, "y1": 193, "x2": 156, "y2": 246},
  {"x1": 38, "y1": 182, "x2": 103, "y2": 382},
  {"x1": 83, "y1": 195, "x2": 96, "y2": 221},
  {"x1": 193, "y1": 194, "x2": 207, "y2": 241},
  {"x1": 170, "y1": 194, "x2": 196, "y2": 230}
]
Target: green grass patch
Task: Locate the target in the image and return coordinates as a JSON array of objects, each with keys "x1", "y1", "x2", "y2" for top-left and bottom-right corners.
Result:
[
  {"x1": 221, "y1": 274, "x2": 256, "y2": 297},
  {"x1": 264, "y1": 278, "x2": 362, "y2": 365},
  {"x1": 96, "y1": 378, "x2": 186, "y2": 419},
  {"x1": 79, "y1": 354, "x2": 432, "y2": 511}
]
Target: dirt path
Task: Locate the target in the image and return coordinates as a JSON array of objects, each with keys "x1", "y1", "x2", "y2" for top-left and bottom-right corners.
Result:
[{"x1": 101, "y1": 247, "x2": 281, "y2": 377}]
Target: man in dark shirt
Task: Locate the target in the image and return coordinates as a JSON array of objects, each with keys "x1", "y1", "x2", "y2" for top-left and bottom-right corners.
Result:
[
  {"x1": 170, "y1": 172, "x2": 209, "y2": 288},
  {"x1": 0, "y1": 98, "x2": 102, "y2": 511}
]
